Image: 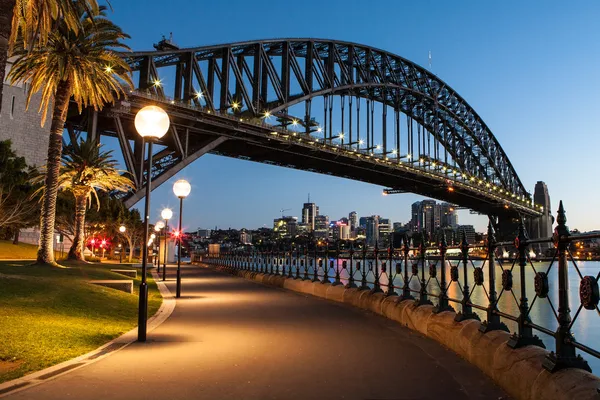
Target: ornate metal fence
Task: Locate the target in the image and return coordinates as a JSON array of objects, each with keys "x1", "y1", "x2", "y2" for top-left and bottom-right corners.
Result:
[{"x1": 200, "y1": 201, "x2": 600, "y2": 374}]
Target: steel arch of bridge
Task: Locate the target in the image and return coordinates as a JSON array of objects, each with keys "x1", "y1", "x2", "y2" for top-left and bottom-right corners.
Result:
[{"x1": 69, "y1": 38, "x2": 541, "y2": 217}]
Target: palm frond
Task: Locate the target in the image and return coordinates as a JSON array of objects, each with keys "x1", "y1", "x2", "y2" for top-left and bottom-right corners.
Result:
[{"x1": 8, "y1": 4, "x2": 133, "y2": 124}]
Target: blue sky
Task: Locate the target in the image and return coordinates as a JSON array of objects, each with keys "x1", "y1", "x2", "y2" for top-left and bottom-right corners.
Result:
[{"x1": 106, "y1": 0, "x2": 600, "y2": 233}]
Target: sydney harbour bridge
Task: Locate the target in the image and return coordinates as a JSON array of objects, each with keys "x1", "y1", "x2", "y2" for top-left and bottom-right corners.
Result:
[{"x1": 64, "y1": 38, "x2": 542, "y2": 222}]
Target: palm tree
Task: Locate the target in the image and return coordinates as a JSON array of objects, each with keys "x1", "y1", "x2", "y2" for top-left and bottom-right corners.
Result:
[
  {"x1": 8, "y1": 5, "x2": 132, "y2": 265},
  {"x1": 55, "y1": 137, "x2": 134, "y2": 261},
  {"x1": 0, "y1": 0, "x2": 100, "y2": 112}
]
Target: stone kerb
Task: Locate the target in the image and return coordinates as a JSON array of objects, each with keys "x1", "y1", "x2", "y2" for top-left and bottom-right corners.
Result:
[
  {"x1": 203, "y1": 263, "x2": 600, "y2": 400},
  {"x1": 88, "y1": 280, "x2": 133, "y2": 294}
]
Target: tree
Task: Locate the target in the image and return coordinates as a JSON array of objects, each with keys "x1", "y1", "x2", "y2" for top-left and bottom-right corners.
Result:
[
  {"x1": 0, "y1": 0, "x2": 100, "y2": 113},
  {"x1": 0, "y1": 140, "x2": 38, "y2": 239},
  {"x1": 49, "y1": 137, "x2": 134, "y2": 261},
  {"x1": 8, "y1": 5, "x2": 132, "y2": 265},
  {"x1": 117, "y1": 208, "x2": 144, "y2": 263}
]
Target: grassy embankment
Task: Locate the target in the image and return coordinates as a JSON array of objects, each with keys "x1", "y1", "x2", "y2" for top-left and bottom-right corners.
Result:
[{"x1": 0, "y1": 241, "x2": 162, "y2": 383}]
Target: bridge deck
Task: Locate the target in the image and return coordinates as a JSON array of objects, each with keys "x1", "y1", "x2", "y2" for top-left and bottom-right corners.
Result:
[{"x1": 6, "y1": 265, "x2": 509, "y2": 400}]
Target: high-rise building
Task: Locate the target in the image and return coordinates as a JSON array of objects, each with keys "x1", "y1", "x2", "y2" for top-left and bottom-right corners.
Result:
[
  {"x1": 440, "y1": 203, "x2": 458, "y2": 228},
  {"x1": 302, "y1": 201, "x2": 318, "y2": 231},
  {"x1": 411, "y1": 200, "x2": 456, "y2": 237},
  {"x1": 314, "y1": 215, "x2": 330, "y2": 239},
  {"x1": 528, "y1": 181, "x2": 554, "y2": 254},
  {"x1": 359, "y1": 216, "x2": 368, "y2": 229},
  {"x1": 273, "y1": 216, "x2": 298, "y2": 239},
  {"x1": 411, "y1": 202, "x2": 422, "y2": 232},
  {"x1": 349, "y1": 212, "x2": 358, "y2": 232},
  {"x1": 456, "y1": 225, "x2": 476, "y2": 244},
  {"x1": 365, "y1": 215, "x2": 379, "y2": 246},
  {"x1": 333, "y1": 221, "x2": 350, "y2": 240},
  {"x1": 411, "y1": 200, "x2": 440, "y2": 236},
  {"x1": 378, "y1": 218, "x2": 392, "y2": 237}
]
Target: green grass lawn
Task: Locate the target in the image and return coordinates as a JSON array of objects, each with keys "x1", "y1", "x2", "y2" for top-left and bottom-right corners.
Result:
[
  {"x1": 0, "y1": 240, "x2": 41, "y2": 259},
  {"x1": 0, "y1": 260, "x2": 162, "y2": 383}
]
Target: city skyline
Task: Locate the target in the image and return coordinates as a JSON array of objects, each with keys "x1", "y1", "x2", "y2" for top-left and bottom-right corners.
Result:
[{"x1": 104, "y1": 0, "x2": 600, "y2": 233}]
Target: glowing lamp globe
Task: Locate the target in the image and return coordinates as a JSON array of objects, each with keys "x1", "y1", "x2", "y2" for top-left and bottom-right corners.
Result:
[
  {"x1": 150, "y1": 233, "x2": 156, "y2": 239},
  {"x1": 161, "y1": 208, "x2": 173, "y2": 220},
  {"x1": 155, "y1": 221, "x2": 165, "y2": 229},
  {"x1": 173, "y1": 179, "x2": 191, "y2": 198},
  {"x1": 119, "y1": 225, "x2": 126, "y2": 233},
  {"x1": 134, "y1": 105, "x2": 170, "y2": 139}
]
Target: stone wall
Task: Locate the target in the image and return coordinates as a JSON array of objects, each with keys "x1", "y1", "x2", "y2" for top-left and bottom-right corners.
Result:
[
  {"x1": 210, "y1": 265, "x2": 600, "y2": 400},
  {"x1": 1, "y1": 80, "x2": 50, "y2": 168}
]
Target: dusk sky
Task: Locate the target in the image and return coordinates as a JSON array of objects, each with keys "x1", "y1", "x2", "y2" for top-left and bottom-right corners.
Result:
[{"x1": 104, "y1": 0, "x2": 600, "y2": 233}]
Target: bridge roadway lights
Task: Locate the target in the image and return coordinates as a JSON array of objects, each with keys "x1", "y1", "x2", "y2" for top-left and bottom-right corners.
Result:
[
  {"x1": 134, "y1": 105, "x2": 170, "y2": 342},
  {"x1": 173, "y1": 179, "x2": 191, "y2": 298}
]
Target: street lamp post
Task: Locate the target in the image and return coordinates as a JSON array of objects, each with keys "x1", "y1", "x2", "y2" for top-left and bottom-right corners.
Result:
[
  {"x1": 173, "y1": 179, "x2": 191, "y2": 298},
  {"x1": 134, "y1": 105, "x2": 170, "y2": 342},
  {"x1": 155, "y1": 221, "x2": 165, "y2": 273},
  {"x1": 161, "y1": 208, "x2": 173, "y2": 282},
  {"x1": 119, "y1": 225, "x2": 126, "y2": 264}
]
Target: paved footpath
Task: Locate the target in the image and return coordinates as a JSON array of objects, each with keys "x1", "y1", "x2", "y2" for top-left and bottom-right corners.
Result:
[{"x1": 6, "y1": 265, "x2": 509, "y2": 400}]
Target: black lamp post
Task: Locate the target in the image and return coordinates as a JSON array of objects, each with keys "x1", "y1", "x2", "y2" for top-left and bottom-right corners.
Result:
[
  {"x1": 173, "y1": 179, "x2": 191, "y2": 298},
  {"x1": 161, "y1": 208, "x2": 173, "y2": 281},
  {"x1": 154, "y1": 222, "x2": 164, "y2": 272},
  {"x1": 134, "y1": 105, "x2": 170, "y2": 342}
]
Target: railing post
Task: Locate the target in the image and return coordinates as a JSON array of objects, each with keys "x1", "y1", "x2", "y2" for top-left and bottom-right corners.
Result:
[
  {"x1": 386, "y1": 237, "x2": 397, "y2": 296},
  {"x1": 312, "y1": 243, "x2": 319, "y2": 282},
  {"x1": 269, "y1": 248, "x2": 274, "y2": 275},
  {"x1": 294, "y1": 248, "x2": 300, "y2": 279},
  {"x1": 480, "y1": 220, "x2": 508, "y2": 332},
  {"x1": 360, "y1": 246, "x2": 368, "y2": 289},
  {"x1": 434, "y1": 231, "x2": 454, "y2": 313},
  {"x1": 347, "y1": 242, "x2": 357, "y2": 289},
  {"x1": 455, "y1": 230, "x2": 479, "y2": 321},
  {"x1": 303, "y1": 246, "x2": 309, "y2": 280},
  {"x1": 415, "y1": 232, "x2": 432, "y2": 306},
  {"x1": 543, "y1": 201, "x2": 591, "y2": 372},
  {"x1": 333, "y1": 242, "x2": 342, "y2": 286},
  {"x1": 400, "y1": 235, "x2": 414, "y2": 300},
  {"x1": 507, "y1": 219, "x2": 544, "y2": 348},
  {"x1": 281, "y1": 247, "x2": 287, "y2": 276},
  {"x1": 321, "y1": 242, "x2": 330, "y2": 284},
  {"x1": 372, "y1": 242, "x2": 383, "y2": 293}
]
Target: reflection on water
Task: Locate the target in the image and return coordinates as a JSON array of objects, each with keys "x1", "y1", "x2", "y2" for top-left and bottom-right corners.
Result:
[{"x1": 242, "y1": 256, "x2": 600, "y2": 373}]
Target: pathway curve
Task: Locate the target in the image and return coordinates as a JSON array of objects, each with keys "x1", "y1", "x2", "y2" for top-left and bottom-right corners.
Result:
[{"x1": 5, "y1": 265, "x2": 509, "y2": 400}]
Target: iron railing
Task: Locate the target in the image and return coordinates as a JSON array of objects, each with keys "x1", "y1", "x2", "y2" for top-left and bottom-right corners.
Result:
[{"x1": 198, "y1": 201, "x2": 600, "y2": 374}]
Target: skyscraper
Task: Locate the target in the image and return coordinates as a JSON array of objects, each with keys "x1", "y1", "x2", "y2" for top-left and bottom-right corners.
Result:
[
  {"x1": 314, "y1": 215, "x2": 330, "y2": 239},
  {"x1": 440, "y1": 203, "x2": 458, "y2": 228},
  {"x1": 366, "y1": 216, "x2": 379, "y2": 246},
  {"x1": 411, "y1": 200, "x2": 452, "y2": 237},
  {"x1": 359, "y1": 216, "x2": 368, "y2": 229},
  {"x1": 301, "y1": 195, "x2": 318, "y2": 231},
  {"x1": 349, "y1": 211, "x2": 358, "y2": 232},
  {"x1": 529, "y1": 181, "x2": 554, "y2": 254}
]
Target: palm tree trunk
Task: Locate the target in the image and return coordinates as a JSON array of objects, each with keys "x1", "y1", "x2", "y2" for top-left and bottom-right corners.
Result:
[
  {"x1": 0, "y1": 0, "x2": 16, "y2": 114},
  {"x1": 68, "y1": 193, "x2": 87, "y2": 260},
  {"x1": 36, "y1": 78, "x2": 73, "y2": 265}
]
